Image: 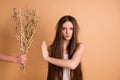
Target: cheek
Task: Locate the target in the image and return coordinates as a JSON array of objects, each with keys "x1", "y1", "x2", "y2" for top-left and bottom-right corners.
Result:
[
  {"x1": 62, "y1": 30, "x2": 66, "y2": 34},
  {"x1": 70, "y1": 30, "x2": 73, "y2": 35},
  {"x1": 62, "y1": 31, "x2": 65, "y2": 37}
]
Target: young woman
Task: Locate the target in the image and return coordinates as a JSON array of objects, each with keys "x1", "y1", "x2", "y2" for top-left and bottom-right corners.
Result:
[
  {"x1": 41, "y1": 15, "x2": 84, "y2": 80},
  {"x1": 0, "y1": 53, "x2": 27, "y2": 64}
]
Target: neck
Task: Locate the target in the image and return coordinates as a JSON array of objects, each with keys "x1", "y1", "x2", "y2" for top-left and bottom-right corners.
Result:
[{"x1": 63, "y1": 40, "x2": 70, "y2": 52}]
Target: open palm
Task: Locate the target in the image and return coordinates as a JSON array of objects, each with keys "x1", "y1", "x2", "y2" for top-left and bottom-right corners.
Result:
[{"x1": 41, "y1": 41, "x2": 49, "y2": 60}]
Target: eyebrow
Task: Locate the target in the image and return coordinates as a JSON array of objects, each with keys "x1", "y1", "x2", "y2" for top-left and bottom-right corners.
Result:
[{"x1": 62, "y1": 26, "x2": 73, "y2": 28}]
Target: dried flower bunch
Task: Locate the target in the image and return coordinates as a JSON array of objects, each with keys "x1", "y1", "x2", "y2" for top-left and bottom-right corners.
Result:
[{"x1": 12, "y1": 8, "x2": 39, "y2": 70}]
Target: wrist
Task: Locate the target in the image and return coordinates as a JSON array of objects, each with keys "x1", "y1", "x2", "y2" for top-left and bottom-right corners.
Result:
[
  {"x1": 16, "y1": 56, "x2": 22, "y2": 64},
  {"x1": 10, "y1": 56, "x2": 18, "y2": 63},
  {"x1": 45, "y1": 56, "x2": 50, "y2": 61}
]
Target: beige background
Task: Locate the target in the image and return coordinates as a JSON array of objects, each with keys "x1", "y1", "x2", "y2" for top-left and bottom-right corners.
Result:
[{"x1": 0, "y1": 0, "x2": 120, "y2": 80}]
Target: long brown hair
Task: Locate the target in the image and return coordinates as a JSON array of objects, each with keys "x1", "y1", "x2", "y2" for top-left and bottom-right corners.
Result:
[{"x1": 47, "y1": 15, "x2": 82, "y2": 80}]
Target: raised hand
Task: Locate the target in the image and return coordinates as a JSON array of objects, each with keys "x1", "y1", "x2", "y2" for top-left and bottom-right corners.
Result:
[{"x1": 41, "y1": 40, "x2": 49, "y2": 60}]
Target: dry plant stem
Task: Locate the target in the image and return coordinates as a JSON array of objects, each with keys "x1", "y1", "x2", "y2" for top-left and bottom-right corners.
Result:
[{"x1": 12, "y1": 8, "x2": 38, "y2": 71}]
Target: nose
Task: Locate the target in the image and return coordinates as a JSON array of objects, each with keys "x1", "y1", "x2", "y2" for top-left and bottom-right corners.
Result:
[{"x1": 66, "y1": 29, "x2": 69, "y2": 34}]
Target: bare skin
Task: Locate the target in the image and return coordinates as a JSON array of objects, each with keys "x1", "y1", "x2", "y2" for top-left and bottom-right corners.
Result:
[
  {"x1": 41, "y1": 41, "x2": 84, "y2": 70},
  {"x1": 41, "y1": 21, "x2": 84, "y2": 70},
  {"x1": 0, "y1": 53, "x2": 27, "y2": 64}
]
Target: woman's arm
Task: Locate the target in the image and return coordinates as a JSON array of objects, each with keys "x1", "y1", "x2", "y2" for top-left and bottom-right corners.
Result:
[
  {"x1": 41, "y1": 41, "x2": 84, "y2": 70},
  {"x1": 0, "y1": 53, "x2": 27, "y2": 64}
]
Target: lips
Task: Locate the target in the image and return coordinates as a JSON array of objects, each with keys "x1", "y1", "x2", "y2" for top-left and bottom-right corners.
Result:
[{"x1": 66, "y1": 35, "x2": 70, "y2": 37}]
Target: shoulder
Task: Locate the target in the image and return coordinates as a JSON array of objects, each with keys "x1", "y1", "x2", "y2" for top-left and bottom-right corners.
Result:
[{"x1": 76, "y1": 43, "x2": 84, "y2": 51}]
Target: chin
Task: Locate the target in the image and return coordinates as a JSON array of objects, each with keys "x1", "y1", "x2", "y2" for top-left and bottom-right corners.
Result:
[{"x1": 65, "y1": 38, "x2": 71, "y2": 41}]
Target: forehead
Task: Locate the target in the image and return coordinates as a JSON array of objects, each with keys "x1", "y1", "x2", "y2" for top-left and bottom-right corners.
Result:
[{"x1": 62, "y1": 21, "x2": 73, "y2": 27}]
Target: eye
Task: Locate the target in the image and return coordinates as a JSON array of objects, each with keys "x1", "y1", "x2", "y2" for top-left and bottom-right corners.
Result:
[
  {"x1": 70, "y1": 27, "x2": 73, "y2": 30},
  {"x1": 62, "y1": 27, "x2": 66, "y2": 30}
]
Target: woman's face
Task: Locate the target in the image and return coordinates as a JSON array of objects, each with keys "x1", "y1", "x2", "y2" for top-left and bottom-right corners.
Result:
[{"x1": 62, "y1": 21, "x2": 73, "y2": 41}]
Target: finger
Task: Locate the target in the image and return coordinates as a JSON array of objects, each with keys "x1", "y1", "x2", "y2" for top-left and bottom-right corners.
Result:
[{"x1": 42, "y1": 40, "x2": 47, "y2": 46}]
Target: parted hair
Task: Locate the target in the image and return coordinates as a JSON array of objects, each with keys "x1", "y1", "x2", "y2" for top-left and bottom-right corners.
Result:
[{"x1": 47, "y1": 15, "x2": 82, "y2": 80}]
